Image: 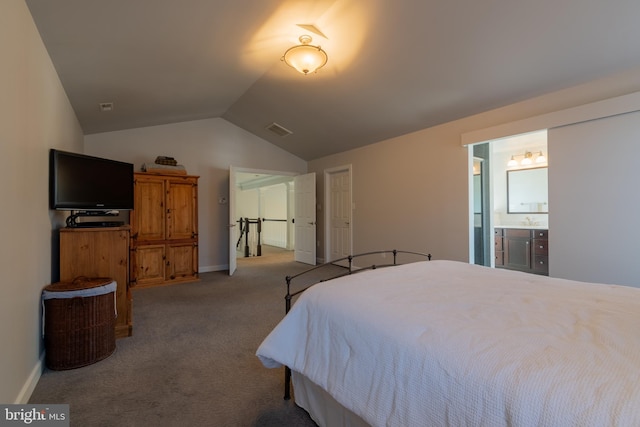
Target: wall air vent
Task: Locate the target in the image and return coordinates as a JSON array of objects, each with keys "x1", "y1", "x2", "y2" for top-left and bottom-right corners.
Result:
[{"x1": 266, "y1": 122, "x2": 293, "y2": 137}]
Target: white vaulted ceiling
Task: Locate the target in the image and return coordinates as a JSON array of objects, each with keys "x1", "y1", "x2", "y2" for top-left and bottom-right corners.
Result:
[{"x1": 25, "y1": 0, "x2": 640, "y2": 161}]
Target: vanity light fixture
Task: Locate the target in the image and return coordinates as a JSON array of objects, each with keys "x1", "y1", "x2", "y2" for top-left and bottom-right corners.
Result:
[
  {"x1": 282, "y1": 35, "x2": 328, "y2": 75},
  {"x1": 507, "y1": 151, "x2": 546, "y2": 167},
  {"x1": 535, "y1": 151, "x2": 546, "y2": 164}
]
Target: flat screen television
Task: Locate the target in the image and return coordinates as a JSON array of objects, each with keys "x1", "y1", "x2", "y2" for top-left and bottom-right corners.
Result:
[{"x1": 49, "y1": 149, "x2": 134, "y2": 211}]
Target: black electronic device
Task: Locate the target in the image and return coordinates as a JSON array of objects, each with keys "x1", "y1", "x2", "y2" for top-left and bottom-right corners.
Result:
[
  {"x1": 73, "y1": 221, "x2": 125, "y2": 228},
  {"x1": 64, "y1": 210, "x2": 123, "y2": 228},
  {"x1": 49, "y1": 149, "x2": 134, "y2": 211}
]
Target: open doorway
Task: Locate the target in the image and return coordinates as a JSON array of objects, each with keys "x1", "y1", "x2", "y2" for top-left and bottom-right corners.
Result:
[
  {"x1": 233, "y1": 171, "x2": 295, "y2": 266},
  {"x1": 472, "y1": 146, "x2": 491, "y2": 266},
  {"x1": 469, "y1": 130, "x2": 548, "y2": 266},
  {"x1": 229, "y1": 167, "x2": 317, "y2": 275}
]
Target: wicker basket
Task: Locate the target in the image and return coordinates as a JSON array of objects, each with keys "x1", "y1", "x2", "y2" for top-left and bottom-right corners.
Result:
[{"x1": 43, "y1": 277, "x2": 117, "y2": 370}]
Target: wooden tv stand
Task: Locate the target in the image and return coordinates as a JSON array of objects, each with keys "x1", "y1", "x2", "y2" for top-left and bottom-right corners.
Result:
[{"x1": 59, "y1": 226, "x2": 133, "y2": 338}]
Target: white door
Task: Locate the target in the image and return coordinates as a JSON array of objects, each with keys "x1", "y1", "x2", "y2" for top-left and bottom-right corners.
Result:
[
  {"x1": 328, "y1": 169, "x2": 352, "y2": 262},
  {"x1": 294, "y1": 172, "x2": 316, "y2": 265},
  {"x1": 228, "y1": 166, "x2": 237, "y2": 275}
]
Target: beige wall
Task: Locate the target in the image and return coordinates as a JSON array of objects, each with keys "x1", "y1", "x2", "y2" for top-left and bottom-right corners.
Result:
[
  {"x1": 549, "y1": 110, "x2": 640, "y2": 286},
  {"x1": 309, "y1": 69, "x2": 640, "y2": 270},
  {"x1": 84, "y1": 118, "x2": 307, "y2": 271},
  {"x1": 0, "y1": 0, "x2": 83, "y2": 403},
  {"x1": 310, "y1": 122, "x2": 469, "y2": 261}
]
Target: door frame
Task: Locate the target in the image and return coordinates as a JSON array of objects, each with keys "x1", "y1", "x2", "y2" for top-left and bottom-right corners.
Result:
[
  {"x1": 470, "y1": 148, "x2": 492, "y2": 267},
  {"x1": 229, "y1": 166, "x2": 298, "y2": 275},
  {"x1": 294, "y1": 172, "x2": 317, "y2": 265},
  {"x1": 324, "y1": 165, "x2": 353, "y2": 263}
]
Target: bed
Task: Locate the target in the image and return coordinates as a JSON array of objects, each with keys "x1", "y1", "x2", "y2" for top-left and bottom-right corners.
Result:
[{"x1": 256, "y1": 256, "x2": 640, "y2": 427}]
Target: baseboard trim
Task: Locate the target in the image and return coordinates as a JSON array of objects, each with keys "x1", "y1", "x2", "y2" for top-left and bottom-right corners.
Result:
[
  {"x1": 15, "y1": 352, "x2": 44, "y2": 403},
  {"x1": 199, "y1": 264, "x2": 228, "y2": 273}
]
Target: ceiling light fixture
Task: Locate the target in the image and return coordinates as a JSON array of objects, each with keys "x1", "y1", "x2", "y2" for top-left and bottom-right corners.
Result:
[{"x1": 282, "y1": 35, "x2": 328, "y2": 75}]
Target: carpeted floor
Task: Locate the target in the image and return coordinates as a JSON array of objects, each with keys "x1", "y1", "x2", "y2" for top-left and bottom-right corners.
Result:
[{"x1": 29, "y1": 246, "x2": 341, "y2": 426}]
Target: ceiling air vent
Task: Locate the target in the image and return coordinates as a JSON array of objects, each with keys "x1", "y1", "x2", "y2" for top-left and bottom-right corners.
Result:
[
  {"x1": 99, "y1": 102, "x2": 114, "y2": 112},
  {"x1": 266, "y1": 122, "x2": 293, "y2": 137}
]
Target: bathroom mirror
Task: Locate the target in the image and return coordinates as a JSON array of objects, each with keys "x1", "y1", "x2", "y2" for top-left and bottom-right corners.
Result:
[{"x1": 507, "y1": 167, "x2": 548, "y2": 213}]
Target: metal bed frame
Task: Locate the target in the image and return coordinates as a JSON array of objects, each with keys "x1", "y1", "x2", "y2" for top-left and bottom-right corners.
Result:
[{"x1": 282, "y1": 249, "x2": 432, "y2": 400}]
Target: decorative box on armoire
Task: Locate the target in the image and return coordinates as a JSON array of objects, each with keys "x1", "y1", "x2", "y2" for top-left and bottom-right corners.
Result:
[
  {"x1": 59, "y1": 226, "x2": 133, "y2": 338},
  {"x1": 130, "y1": 172, "x2": 199, "y2": 288}
]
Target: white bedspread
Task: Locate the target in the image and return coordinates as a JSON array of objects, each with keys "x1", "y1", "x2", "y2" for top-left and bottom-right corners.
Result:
[{"x1": 256, "y1": 260, "x2": 640, "y2": 427}]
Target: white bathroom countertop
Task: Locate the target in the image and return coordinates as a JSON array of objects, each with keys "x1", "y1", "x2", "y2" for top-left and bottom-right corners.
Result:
[{"x1": 495, "y1": 225, "x2": 548, "y2": 230}]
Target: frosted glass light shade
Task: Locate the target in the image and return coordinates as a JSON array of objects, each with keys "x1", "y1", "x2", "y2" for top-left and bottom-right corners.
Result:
[
  {"x1": 282, "y1": 35, "x2": 328, "y2": 75},
  {"x1": 520, "y1": 157, "x2": 532, "y2": 165}
]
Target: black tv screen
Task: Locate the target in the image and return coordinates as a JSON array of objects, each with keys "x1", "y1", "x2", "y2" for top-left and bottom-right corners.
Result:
[{"x1": 49, "y1": 149, "x2": 134, "y2": 210}]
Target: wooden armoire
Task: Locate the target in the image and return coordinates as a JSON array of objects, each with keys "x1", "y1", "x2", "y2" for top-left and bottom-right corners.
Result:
[{"x1": 130, "y1": 172, "x2": 199, "y2": 288}]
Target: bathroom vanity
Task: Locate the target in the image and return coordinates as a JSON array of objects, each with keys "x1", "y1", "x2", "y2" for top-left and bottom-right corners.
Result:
[{"x1": 495, "y1": 227, "x2": 548, "y2": 275}]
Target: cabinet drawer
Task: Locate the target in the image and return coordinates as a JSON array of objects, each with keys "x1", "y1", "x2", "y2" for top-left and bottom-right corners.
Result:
[
  {"x1": 533, "y1": 239, "x2": 548, "y2": 255},
  {"x1": 533, "y1": 229, "x2": 548, "y2": 239},
  {"x1": 495, "y1": 237, "x2": 503, "y2": 251},
  {"x1": 494, "y1": 228, "x2": 504, "y2": 237},
  {"x1": 505, "y1": 228, "x2": 530, "y2": 239},
  {"x1": 495, "y1": 250, "x2": 504, "y2": 266},
  {"x1": 533, "y1": 255, "x2": 549, "y2": 274}
]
